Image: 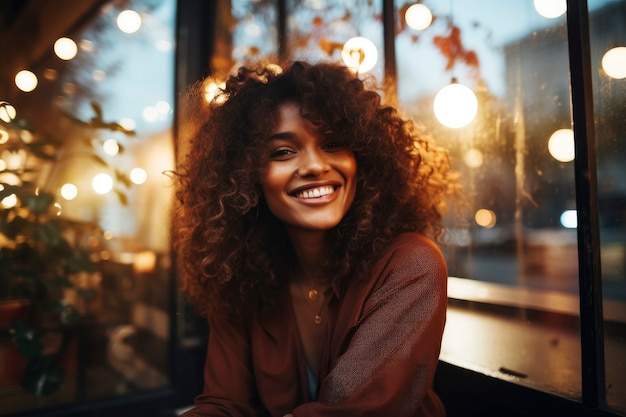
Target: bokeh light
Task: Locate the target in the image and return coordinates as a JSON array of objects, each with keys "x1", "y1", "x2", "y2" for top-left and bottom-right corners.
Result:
[
  {"x1": 548, "y1": 128, "x2": 575, "y2": 162},
  {"x1": 92, "y1": 173, "x2": 113, "y2": 194},
  {"x1": 405, "y1": 4, "x2": 433, "y2": 31},
  {"x1": 54, "y1": 37, "x2": 78, "y2": 60},
  {"x1": 434, "y1": 81, "x2": 478, "y2": 128},
  {"x1": 15, "y1": 70, "x2": 38, "y2": 92},
  {"x1": 117, "y1": 10, "x2": 142, "y2": 34}
]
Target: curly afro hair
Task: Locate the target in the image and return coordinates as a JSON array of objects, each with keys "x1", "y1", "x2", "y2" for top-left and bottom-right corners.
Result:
[{"x1": 174, "y1": 61, "x2": 460, "y2": 318}]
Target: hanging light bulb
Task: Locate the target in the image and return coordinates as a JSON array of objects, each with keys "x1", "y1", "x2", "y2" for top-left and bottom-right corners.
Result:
[
  {"x1": 0, "y1": 101, "x2": 17, "y2": 122},
  {"x1": 433, "y1": 79, "x2": 478, "y2": 129},
  {"x1": 548, "y1": 128, "x2": 575, "y2": 162},
  {"x1": 54, "y1": 37, "x2": 78, "y2": 60},
  {"x1": 15, "y1": 70, "x2": 38, "y2": 92},
  {"x1": 117, "y1": 9, "x2": 142, "y2": 34},
  {"x1": 341, "y1": 36, "x2": 378, "y2": 74},
  {"x1": 533, "y1": 0, "x2": 566, "y2": 19},
  {"x1": 602, "y1": 46, "x2": 626, "y2": 79},
  {"x1": 405, "y1": 4, "x2": 433, "y2": 31}
]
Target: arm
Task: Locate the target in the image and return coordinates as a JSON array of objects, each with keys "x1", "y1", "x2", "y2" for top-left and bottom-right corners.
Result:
[
  {"x1": 180, "y1": 312, "x2": 262, "y2": 417},
  {"x1": 293, "y1": 236, "x2": 447, "y2": 417}
]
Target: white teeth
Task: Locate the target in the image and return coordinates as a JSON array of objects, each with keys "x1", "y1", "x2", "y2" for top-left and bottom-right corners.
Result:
[{"x1": 296, "y1": 185, "x2": 335, "y2": 199}]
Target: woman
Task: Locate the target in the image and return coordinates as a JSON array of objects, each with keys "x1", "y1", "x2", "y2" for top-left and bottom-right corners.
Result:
[{"x1": 175, "y1": 61, "x2": 460, "y2": 417}]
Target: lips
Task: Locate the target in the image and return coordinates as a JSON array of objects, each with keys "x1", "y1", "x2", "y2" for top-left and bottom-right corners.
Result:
[{"x1": 291, "y1": 185, "x2": 337, "y2": 199}]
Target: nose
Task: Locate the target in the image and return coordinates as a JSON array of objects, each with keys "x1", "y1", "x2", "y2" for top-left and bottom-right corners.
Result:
[{"x1": 297, "y1": 147, "x2": 330, "y2": 177}]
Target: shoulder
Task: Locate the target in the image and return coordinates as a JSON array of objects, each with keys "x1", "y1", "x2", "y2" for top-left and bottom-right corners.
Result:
[
  {"x1": 382, "y1": 232, "x2": 446, "y2": 270},
  {"x1": 352, "y1": 233, "x2": 447, "y2": 317},
  {"x1": 368, "y1": 232, "x2": 448, "y2": 290}
]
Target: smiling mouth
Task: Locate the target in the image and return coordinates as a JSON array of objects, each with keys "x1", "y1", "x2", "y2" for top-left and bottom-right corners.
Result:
[{"x1": 293, "y1": 185, "x2": 337, "y2": 199}]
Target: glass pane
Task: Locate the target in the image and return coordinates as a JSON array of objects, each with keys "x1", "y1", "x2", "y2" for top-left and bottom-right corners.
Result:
[
  {"x1": 0, "y1": 0, "x2": 176, "y2": 413},
  {"x1": 286, "y1": 0, "x2": 384, "y2": 80},
  {"x1": 590, "y1": 0, "x2": 626, "y2": 413},
  {"x1": 213, "y1": 0, "x2": 279, "y2": 72},
  {"x1": 394, "y1": 0, "x2": 589, "y2": 402}
]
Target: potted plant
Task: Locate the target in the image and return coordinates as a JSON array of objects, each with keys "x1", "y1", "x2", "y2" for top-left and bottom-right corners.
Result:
[{"x1": 0, "y1": 101, "x2": 134, "y2": 397}]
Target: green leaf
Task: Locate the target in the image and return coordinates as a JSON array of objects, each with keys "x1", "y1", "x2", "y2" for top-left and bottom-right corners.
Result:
[
  {"x1": 4, "y1": 215, "x2": 32, "y2": 240},
  {"x1": 53, "y1": 301, "x2": 81, "y2": 326},
  {"x1": 39, "y1": 221, "x2": 63, "y2": 246},
  {"x1": 10, "y1": 320, "x2": 43, "y2": 359},
  {"x1": 24, "y1": 192, "x2": 55, "y2": 214},
  {"x1": 21, "y1": 355, "x2": 66, "y2": 397}
]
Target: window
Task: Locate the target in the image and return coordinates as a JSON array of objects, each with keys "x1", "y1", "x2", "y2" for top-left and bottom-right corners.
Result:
[
  {"x1": 213, "y1": 0, "x2": 625, "y2": 414},
  {"x1": 0, "y1": 0, "x2": 176, "y2": 414}
]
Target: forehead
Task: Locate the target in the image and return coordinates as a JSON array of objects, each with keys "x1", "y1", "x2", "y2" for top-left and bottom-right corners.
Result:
[{"x1": 271, "y1": 101, "x2": 318, "y2": 134}]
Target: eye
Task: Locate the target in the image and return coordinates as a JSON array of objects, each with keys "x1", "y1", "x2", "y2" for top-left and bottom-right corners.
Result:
[
  {"x1": 322, "y1": 141, "x2": 347, "y2": 151},
  {"x1": 268, "y1": 147, "x2": 294, "y2": 159}
]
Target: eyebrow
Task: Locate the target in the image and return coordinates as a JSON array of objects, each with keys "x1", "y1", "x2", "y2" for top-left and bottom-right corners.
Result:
[{"x1": 266, "y1": 131, "x2": 295, "y2": 141}]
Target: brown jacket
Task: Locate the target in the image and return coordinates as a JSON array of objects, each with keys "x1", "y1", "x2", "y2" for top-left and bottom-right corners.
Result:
[{"x1": 182, "y1": 232, "x2": 447, "y2": 417}]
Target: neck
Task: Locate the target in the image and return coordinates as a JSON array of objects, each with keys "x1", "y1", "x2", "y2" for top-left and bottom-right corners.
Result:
[{"x1": 286, "y1": 228, "x2": 328, "y2": 286}]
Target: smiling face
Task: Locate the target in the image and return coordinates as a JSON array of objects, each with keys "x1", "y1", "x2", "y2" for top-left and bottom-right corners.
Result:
[{"x1": 260, "y1": 102, "x2": 357, "y2": 235}]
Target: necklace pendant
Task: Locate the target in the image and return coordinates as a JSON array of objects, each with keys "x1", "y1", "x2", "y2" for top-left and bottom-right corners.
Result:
[
  {"x1": 308, "y1": 289, "x2": 319, "y2": 302},
  {"x1": 314, "y1": 315, "x2": 322, "y2": 325}
]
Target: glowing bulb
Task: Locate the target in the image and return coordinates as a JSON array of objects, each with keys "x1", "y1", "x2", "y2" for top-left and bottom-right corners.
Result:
[
  {"x1": 15, "y1": 70, "x2": 38, "y2": 92},
  {"x1": 54, "y1": 37, "x2": 78, "y2": 60},
  {"x1": 0, "y1": 129, "x2": 8, "y2": 145},
  {"x1": 475, "y1": 209, "x2": 496, "y2": 228},
  {"x1": 92, "y1": 173, "x2": 113, "y2": 194},
  {"x1": 1, "y1": 192, "x2": 17, "y2": 208},
  {"x1": 3, "y1": 149, "x2": 25, "y2": 170},
  {"x1": 433, "y1": 81, "x2": 478, "y2": 128},
  {"x1": 0, "y1": 101, "x2": 17, "y2": 122},
  {"x1": 204, "y1": 80, "x2": 226, "y2": 104},
  {"x1": 602, "y1": 47, "x2": 626, "y2": 79},
  {"x1": 405, "y1": 4, "x2": 433, "y2": 30},
  {"x1": 560, "y1": 210, "x2": 577, "y2": 228},
  {"x1": 548, "y1": 128, "x2": 575, "y2": 162},
  {"x1": 61, "y1": 183, "x2": 78, "y2": 200},
  {"x1": 117, "y1": 10, "x2": 142, "y2": 34},
  {"x1": 342, "y1": 36, "x2": 378, "y2": 74},
  {"x1": 103, "y1": 139, "x2": 120, "y2": 156},
  {"x1": 130, "y1": 167, "x2": 147, "y2": 184},
  {"x1": 533, "y1": 0, "x2": 566, "y2": 18},
  {"x1": 463, "y1": 148, "x2": 484, "y2": 168}
]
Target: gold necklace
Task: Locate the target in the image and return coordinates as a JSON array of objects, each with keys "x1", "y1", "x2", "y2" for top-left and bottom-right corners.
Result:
[{"x1": 305, "y1": 289, "x2": 325, "y2": 325}]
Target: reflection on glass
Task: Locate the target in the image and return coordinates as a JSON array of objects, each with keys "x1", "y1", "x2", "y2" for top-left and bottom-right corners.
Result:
[
  {"x1": 392, "y1": 0, "x2": 625, "y2": 412},
  {"x1": 221, "y1": 0, "x2": 625, "y2": 411},
  {"x1": 0, "y1": 0, "x2": 175, "y2": 414}
]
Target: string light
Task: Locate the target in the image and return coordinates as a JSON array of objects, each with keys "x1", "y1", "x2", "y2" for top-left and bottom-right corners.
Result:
[
  {"x1": 405, "y1": 4, "x2": 433, "y2": 31},
  {"x1": 15, "y1": 70, "x2": 38, "y2": 92},
  {"x1": 533, "y1": 0, "x2": 567, "y2": 18},
  {"x1": 602, "y1": 46, "x2": 626, "y2": 79},
  {"x1": 54, "y1": 37, "x2": 78, "y2": 60},
  {"x1": 341, "y1": 36, "x2": 378, "y2": 74},
  {"x1": 433, "y1": 79, "x2": 478, "y2": 128},
  {"x1": 548, "y1": 128, "x2": 575, "y2": 162}
]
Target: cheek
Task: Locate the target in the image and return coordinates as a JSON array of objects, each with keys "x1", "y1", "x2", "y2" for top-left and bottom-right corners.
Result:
[
  {"x1": 260, "y1": 165, "x2": 286, "y2": 199},
  {"x1": 344, "y1": 154, "x2": 358, "y2": 184}
]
